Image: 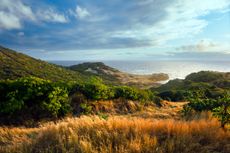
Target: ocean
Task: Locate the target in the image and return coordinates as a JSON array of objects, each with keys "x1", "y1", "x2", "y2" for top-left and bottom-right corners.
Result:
[{"x1": 49, "y1": 60, "x2": 230, "y2": 81}]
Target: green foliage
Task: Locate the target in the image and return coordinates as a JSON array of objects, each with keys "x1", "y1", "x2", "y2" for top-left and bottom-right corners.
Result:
[
  {"x1": 114, "y1": 86, "x2": 154, "y2": 102},
  {"x1": 69, "y1": 77, "x2": 158, "y2": 103},
  {"x1": 79, "y1": 103, "x2": 93, "y2": 115},
  {"x1": 187, "y1": 98, "x2": 219, "y2": 112},
  {"x1": 182, "y1": 91, "x2": 230, "y2": 128},
  {"x1": 158, "y1": 90, "x2": 191, "y2": 102},
  {"x1": 114, "y1": 86, "x2": 140, "y2": 100},
  {"x1": 212, "y1": 93, "x2": 230, "y2": 128},
  {"x1": 0, "y1": 76, "x2": 161, "y2": 124},
  {"x1": 155, "y1": 71, "x2": 230, "y2": 102},
  {"x1": 97, "y1": 112, "x2": 109, "y2": 120},
  {"x1": 79, "y1": 77, "x2": 115, "y2": 100},
  {"x1": 0, "y1": 77, "x2": 70, "y2": 124}
]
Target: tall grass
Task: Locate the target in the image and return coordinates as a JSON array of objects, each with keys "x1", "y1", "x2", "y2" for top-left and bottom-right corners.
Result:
[{"x1": 0, "y1": 116, "x2": 229, "y2": 153}]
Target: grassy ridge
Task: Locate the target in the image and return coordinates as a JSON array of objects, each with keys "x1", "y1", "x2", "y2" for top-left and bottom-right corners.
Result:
[{"x1": 0, "y1": 46, "x2": 84, "y2": 82}]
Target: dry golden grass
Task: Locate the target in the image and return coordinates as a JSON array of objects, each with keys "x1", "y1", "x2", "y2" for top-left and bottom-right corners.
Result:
[{"x1": 0, "y1": 115, "x2": 229, "y2": 153}]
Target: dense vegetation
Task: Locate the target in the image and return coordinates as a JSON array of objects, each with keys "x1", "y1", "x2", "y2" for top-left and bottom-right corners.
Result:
[
  {"x1": 0, "y1": 77, "x2": 158, "y2": 125},
  {"x1": 181, "y1": 91, "x2": 230, "y2": 128},
  {"x1": 70, "y1": 77, "x2": 156, "y2": 101},
  {"x1": 0, "y1": 77, "x2": 70, "y2": 125},
  {"x1": 153, "y1": 71, "x2": 230, "y2": 128},
  {"x1": 155, "y1": 71, "x2": 230, "y2": 101}
]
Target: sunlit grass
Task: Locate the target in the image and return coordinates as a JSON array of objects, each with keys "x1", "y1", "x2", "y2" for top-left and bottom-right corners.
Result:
[{"x1": 0, "y1": 115, "x2": 229, "y2": 153}]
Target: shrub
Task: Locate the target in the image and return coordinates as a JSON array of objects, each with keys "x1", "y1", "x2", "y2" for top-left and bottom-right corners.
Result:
[
  {"x1": 114, "y1": 86, "x2": 155, "y2": 102},
  {"x1": 69, "y1": 77, "x2": 157, "y2": 103},
  {"x1": 0, "y1": 77, "x2": 70, "y2": 124},
  {"x1": 212, "y1": 93, "x2": 230, "y2": 129},
  {"x1": 79, "y1": 103, "x2": 93, "y2": 115},
  {"x1": 158, "y1": 90, "x2": 189, "y2": 101},
  {"x1": 182, "y1": 91, "x2": 230, "y2": 128},
  {"x1": 78, "y1": 77, "x2": 115, "y2": 100}
]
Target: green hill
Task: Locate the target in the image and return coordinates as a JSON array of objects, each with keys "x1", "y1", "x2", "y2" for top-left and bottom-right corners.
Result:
[
  {"x1": 0, "y1": 46, "x2": 84, "y2": 82},
  {"x1": 69, "y1": 62, "x2": 169, "y2": 88},
  {"x1": 153, "y1": 71, "x2": 230, "y2": 101},
  {"x1": 69, "y1": 62, "x2": 120, "y2": 83}
]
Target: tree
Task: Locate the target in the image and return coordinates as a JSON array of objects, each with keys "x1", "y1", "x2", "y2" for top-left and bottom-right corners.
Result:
[{"x1": 212, "y1": 92, "x2": 230, "y2": 129}]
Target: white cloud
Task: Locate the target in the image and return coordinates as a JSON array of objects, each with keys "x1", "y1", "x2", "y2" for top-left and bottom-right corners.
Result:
[
  {"x1": 70, "y1": 6, "x2": 90, "y2": 20},
  {"x1": 36, "y1": 9, "x2": 68, "y2": 23},
  {"x1": 176, "y1": 39, "x2": 230, "y2": 52},
  {"x1": 0, "y1": 0, "x2": 35, "y2": 20},
  {"x1": 0, "y1": 0, "x2": 35, "y2": 30},
  {"x1": 0, "y1": 11, "x2": 21, "y2": 29},
  {"x1": 0, "y1": 0, "x2": 68, "y2": 30},
  {"x1": 111, "y1": 0, "x2": 230, "y2": 45}
]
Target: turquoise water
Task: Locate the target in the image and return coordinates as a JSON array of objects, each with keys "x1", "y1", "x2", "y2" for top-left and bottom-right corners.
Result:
[{"x1": 50, "y1": 60, "x2": 230, "y2": 80}]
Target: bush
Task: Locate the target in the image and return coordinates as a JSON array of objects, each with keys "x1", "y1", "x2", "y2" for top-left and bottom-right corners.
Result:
[
  {"x1": 182, "y1": 91, "x2": 230, "y2": 128},
  {"x1": 158, "y1": 90, "x2": 190, "y2": 102},
  {"x1": 212, "y1": 93, "x2": 230, "y2": 129},
  {"x1": 0, "y1": 77, "x2": 70, "y2": 124},
  {"x1": 76, "y1": 77, "x2": 115, "y2": 100},
  {"x1": 69, "y1": 77, "x2": 157, "y2": 103},
  {"x1": 114, "y1": 86, "x2": 154, "y2": 102}
]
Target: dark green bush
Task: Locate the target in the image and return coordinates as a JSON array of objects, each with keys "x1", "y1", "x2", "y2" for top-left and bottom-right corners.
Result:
[
  {"x1": 69, "y1": 77, "x2": 157, "y2": 102},
  {"x1": 187, "y1": 98, "x2": 219, "y2": 111},
  {"x1": 0, "y1": 77, "x2": 70, "y2": 124},
  {"x1": 114, "y1": 86, "x2": 154, "y2": 102},
  {"x1": 212, "y1": 93, "x2": 230, "y2": 128},
  {"x1": 158, "y1": 90, "x2": 190, "y2": 101},
  {"x1": 78, "y1": 77, "x2": 115, "y2": 100},
  {"x1": 182, "y1": 91, "x2": 230, "y2": 128}
]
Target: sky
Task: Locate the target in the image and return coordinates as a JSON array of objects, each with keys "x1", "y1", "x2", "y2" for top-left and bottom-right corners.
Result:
[{"x1": 0, "y1": 0, "x2": 230, "y2": 61}]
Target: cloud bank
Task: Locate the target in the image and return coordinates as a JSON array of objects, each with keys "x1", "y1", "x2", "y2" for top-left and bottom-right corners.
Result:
[{"x1": 0, "y1": 0, "x2": 229, "y2": 60}]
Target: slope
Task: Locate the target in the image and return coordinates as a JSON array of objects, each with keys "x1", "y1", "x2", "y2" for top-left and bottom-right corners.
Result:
[
  {"x1": 0, "y1": 46, "x2": 83, "y2": 82},
  {"x1": 69, "y1": 62, "x2": 169, "y2": 88}
]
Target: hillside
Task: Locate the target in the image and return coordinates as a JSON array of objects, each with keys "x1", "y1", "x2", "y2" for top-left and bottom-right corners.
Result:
[
  {"x1": 152, "y1": 71, "x2": 230, "y2": 102},
  {"x1": 0, "y1": 46, "x2": 84, "y2": 82},
  {"x1": 69, "y1": 62, "x2": 169, "y2": 88},
  {"x1": 0, "y1": 46, "x2": 168, "y2": 88},
  {"x1": 156, "y1": 71, "x2": 230, "y2": 92}
]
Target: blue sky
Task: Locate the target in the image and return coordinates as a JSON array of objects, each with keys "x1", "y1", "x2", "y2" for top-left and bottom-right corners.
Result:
[{"x1": 0, "y1": 0, "x2": 230, "y2": 60}]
